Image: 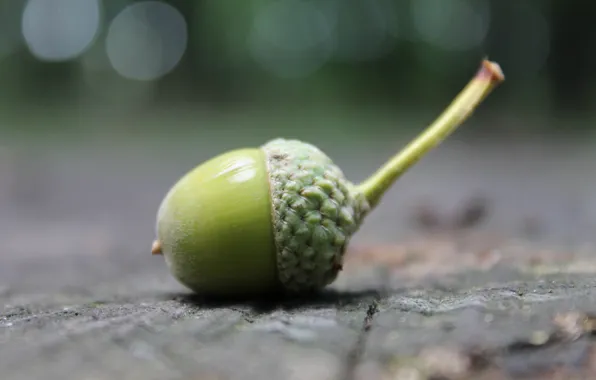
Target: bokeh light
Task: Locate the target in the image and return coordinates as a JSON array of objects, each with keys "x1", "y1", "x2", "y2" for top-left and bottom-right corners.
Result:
[
  {"x1": 326, "y1": 0, "x2": 400, "y2": 62},
  {"x1": 248, "y1": 0, "x2": 401, "y2": 78},
  {"x1": 411, "y1": 0, "x2": 490, "y2": 51},
  {"x1": 105, "y1": 1, "x2": 188, "y2": 81},
  {"x1": 21, "y1": 0, "x2": 101, "y2": 62},
  {"x1": 248, "y1": 0, "x2": 335, "y2": 79}
]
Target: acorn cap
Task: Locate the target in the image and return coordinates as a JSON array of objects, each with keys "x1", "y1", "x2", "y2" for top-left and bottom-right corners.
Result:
[{"x1": 263, "y1": 138, "x2": 370, "y2": 292}]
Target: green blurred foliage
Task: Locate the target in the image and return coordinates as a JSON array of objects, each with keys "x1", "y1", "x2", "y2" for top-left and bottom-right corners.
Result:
[{"x1": 0, "y1": 0, "x2": 594, "y2": 136}]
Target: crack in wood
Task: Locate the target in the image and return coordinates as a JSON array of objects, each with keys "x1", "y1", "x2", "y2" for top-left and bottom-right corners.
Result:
[
  {"x1": 341, "y1": 297, "x2": 380, "y2": 380},
  {"x1": 230, "y1": 307, "x2": 257, "y2": 324}
]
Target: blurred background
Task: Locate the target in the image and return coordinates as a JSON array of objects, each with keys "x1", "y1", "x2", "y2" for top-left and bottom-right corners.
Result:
[
  {"x1": 1, "y1": 0, "x2": 594, "y2": 131},
  {"x1": 2, "y1": 0, "x2": 596, "y2": 288}
]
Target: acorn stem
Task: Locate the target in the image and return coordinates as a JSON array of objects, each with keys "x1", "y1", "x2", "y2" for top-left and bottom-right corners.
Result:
[{"x1": 357, "y1": 59, "x2": 505, "y2": 208}]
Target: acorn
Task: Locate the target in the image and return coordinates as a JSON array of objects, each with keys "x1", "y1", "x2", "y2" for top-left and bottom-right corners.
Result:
[{"x1": 152, "y1": 59, "x2": 505, "y2": 296}]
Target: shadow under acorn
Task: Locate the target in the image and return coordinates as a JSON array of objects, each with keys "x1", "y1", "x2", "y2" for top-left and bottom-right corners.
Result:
[{"x1": 168, "y1": 287, "x2": 382, "y2": 313}]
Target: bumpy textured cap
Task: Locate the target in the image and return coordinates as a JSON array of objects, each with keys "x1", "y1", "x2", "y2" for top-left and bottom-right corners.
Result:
[{"x1": 262, "y1": 139, "x2": 370, "y2": 292}]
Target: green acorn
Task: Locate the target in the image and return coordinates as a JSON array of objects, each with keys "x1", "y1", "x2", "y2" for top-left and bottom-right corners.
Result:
[{"x1": 152, "y1": 60, "x2": 505, "y2": 296}]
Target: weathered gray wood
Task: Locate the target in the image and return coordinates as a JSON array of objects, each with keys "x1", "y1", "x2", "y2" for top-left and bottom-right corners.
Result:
[
  {"x1": 356, "y1": 275, "x2": 596, "y2": 379},
  {"x1": 3, "y1": 137, "x2": 596, "y2": 379},
  {"x1": 0, "y1": 270, "x2": 377, "y2": 380}
]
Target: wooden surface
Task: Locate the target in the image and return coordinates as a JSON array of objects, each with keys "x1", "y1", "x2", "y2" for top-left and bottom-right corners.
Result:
[{"x1": 2, "y1": 137, "x2": 596, "y2": 380}]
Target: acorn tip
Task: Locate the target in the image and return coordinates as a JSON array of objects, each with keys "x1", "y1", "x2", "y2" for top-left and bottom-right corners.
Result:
[{"x1": 151, "y1": 240, "x2": 162, "y2": 255}]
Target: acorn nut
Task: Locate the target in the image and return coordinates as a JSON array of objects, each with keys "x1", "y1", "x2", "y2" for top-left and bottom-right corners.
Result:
[{"x1": 152, "y1": 60, "x2": 505, "y2": 296}]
